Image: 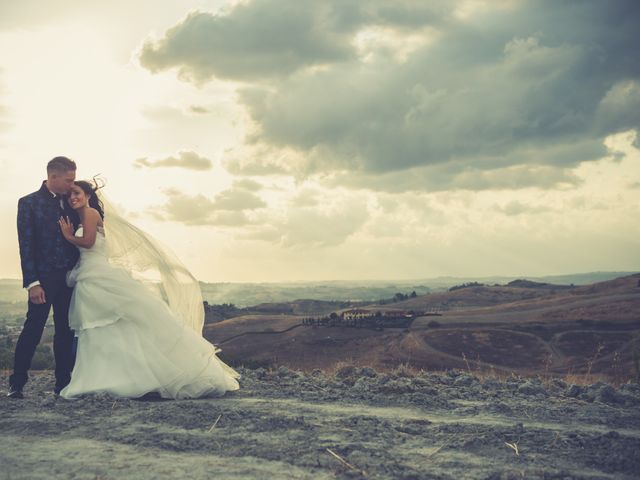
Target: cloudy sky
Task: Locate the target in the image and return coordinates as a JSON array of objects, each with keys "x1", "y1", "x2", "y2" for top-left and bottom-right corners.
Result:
[{"x1": 0, "y1": 0, "x2": 638, "y2": 282}]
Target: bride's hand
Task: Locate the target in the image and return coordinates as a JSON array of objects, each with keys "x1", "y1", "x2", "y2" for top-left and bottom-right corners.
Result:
[{"x1": 58, "y1": 216, "x2": 74, "y2": 240}]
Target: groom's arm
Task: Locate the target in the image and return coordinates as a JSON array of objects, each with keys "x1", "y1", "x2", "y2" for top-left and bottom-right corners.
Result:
[{"x1": 17, "y1": 197, "x2": 39, "y2": 289}]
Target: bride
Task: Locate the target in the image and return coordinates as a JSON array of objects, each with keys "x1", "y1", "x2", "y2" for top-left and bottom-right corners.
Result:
[{"x1": 57, "y1": 180, "x2": 240, "y2": 399}]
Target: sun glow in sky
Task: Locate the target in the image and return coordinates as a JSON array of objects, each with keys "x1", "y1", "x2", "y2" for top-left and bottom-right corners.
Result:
[{"x1": 1, "y1": 0, "x2": 639, "y2": 282}]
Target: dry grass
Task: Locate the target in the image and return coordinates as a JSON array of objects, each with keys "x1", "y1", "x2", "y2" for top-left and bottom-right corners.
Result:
[
  {"x1": 312, "y1": 358, "x2": 634, "y2": 387},
  {"x1": 325, "y1": 359, "x2": 359, "y2": 378},
  {"x1": 390, "y1": 362, "x2": 423, "y2": 377}
]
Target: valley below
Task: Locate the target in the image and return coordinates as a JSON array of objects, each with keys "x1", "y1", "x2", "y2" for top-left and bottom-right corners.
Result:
[{"x1": 207, "y1": 274, "x2": 640, "y2": 383}]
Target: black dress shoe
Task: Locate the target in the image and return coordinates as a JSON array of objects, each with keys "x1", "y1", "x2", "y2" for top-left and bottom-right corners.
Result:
[{"x1": 7, "y1": 387, "x2": 24, "y2": 399}]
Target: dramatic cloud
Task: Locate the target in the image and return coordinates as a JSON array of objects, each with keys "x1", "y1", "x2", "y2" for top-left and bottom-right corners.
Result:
[
  {"x1": 328, "y1": 163, "x2": 582, "y2": 193},
  {"x1": 594, "y1": 81, "x2": 640, "y2": 136},
  {"x1": 138, "y1": 6, "x2": 352, "y2": 82},
  {"x1": 141, "y1": 0, "x2": 640, "y2": 191},
  {"x1": 231, "y1": 178, "x2": 263, "y2": 191},
  {"x1": 156, "y1": 181, "x2": 366, "y2": 247},
  {"x1": 134, "y1": 150, "x2": 213, "y2": 170},
  {"x1": 138, "y1": 1, "x2": 451, "y2": 82},
  {"x1": 211, "y1": 186, "x2": 267, "y2": 210},
  {"x1": 276, "y1": 201, "x2": 369, "y2": 247},
  {"x1": 2, "y1": 0, "x2": 639, "y2": 282},
  {"x1": 242, "y1": 198, "x2": 370, "y2": 247},
  {"x1": 156, "y1": 183, "x2": 266, "y2": 226}
]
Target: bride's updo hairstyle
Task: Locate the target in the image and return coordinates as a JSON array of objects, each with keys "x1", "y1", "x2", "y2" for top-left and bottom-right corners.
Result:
[{"x1": 74, "y1": 180, "x2": 105, "y2": 219}]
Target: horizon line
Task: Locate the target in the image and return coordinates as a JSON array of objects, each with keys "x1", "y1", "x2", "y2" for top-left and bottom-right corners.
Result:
[{"x1": 1, "y1": 270, "x2": 638, "y2": 285}]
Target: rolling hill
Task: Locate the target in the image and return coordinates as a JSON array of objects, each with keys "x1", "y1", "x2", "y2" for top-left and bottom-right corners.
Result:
[{"x1": 206, "y1": 274, "x2": 640, "y2": 381}]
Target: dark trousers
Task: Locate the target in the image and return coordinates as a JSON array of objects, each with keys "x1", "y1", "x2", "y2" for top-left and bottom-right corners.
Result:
[{"x1": 9, "y1": 271, "x2": 75, "y2": 390}]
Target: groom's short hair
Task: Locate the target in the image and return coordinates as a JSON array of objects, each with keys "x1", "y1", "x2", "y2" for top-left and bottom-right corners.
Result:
[{"x1": 47, "y1": 156, "x2": 77, "y2": 175}]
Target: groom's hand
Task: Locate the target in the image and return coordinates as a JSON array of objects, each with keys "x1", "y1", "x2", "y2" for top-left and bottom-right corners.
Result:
[{"x1": 28, "y1": 285, "x2": 46, "y2": 304}]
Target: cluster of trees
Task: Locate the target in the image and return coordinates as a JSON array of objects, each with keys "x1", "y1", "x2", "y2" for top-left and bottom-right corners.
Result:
[
  {"x1": 302, "y1": 311, "x2": 416, "y2": 329},
  {"x1": 377, "y1": 291, "x2": 418, "y2": 305},
  {"x1": 448, "y1": 282, "x2": 485, "y2": 292},
  {"x1": 203, "y1": 302, "x2": 241, "y2": 324},
  {"x1": 302, "y1": 314, "x2": 349, "y2": 327}
]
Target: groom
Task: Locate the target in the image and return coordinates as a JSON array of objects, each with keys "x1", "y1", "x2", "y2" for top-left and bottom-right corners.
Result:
[{"x1": 8, "y1": 156, "x2": 80, "y2": 398}]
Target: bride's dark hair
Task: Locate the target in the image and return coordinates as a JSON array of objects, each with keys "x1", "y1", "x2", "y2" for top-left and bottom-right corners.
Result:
[{"x1": 74, "y1": 180, "x2": 105, "y2": 219}]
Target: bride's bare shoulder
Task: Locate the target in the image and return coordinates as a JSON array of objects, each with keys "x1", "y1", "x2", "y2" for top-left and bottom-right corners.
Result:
[
  {"x1": 85, "y1": 207, "x2": 103, "y2": 225},
  {"x1": 85, "y1": 207, "x2": 101, "y2": 218}
]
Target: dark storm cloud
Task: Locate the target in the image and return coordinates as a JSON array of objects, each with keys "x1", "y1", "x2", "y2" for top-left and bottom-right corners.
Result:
[
  {"x1": 134, "y1": 151, "x2": 212, "y2": 170},
  {"x1": 138, "y1": 1, "x2": 452, "y2": 82},
  {"x1": 329, "y1": 162, "x2": 582, "y2": 193},
  {"x1": 141, "y1": 0, "x2": 640, "y2": 191},
  {"x1": 139, "y1": 5, "x2": 353, "y2": 82}
]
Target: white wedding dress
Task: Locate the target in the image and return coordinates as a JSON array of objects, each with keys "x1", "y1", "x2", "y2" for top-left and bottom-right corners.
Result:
[{"x1": 60, "y1": 226, "x2": 240, "y2": 399}]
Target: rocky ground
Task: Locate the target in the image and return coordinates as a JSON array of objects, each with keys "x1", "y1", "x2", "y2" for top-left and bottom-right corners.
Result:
[{"x1": 1, "y1": 367, "x2": 640, "y2": 480}]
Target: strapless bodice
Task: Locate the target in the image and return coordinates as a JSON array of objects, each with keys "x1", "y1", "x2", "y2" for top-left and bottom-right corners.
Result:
[{"x1": 76, "y1": 225, "x2": 107, "y2": 257}]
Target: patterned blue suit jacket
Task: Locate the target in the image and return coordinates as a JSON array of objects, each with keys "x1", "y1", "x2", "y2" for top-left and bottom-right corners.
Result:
[{"x1": 17, "y1": 181, "x2": 80, "y2": 288}]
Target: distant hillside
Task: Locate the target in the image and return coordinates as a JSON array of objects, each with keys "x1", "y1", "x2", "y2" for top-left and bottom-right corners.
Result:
[
  {"x1": 205, "y1": 299, "x2": 357, "y2": 323},
  {"x1": 1, "y1": 272, "x2": 636, "y2": 308},
  {"x1": 506, "y1": 279, "x2": 573, "y2": 289},
  {"x1": 415, "y1": 271, "x2": 637, "y2": 290},
  {"x1": 199, "y1": 281, "x2": 432, "y2": 307},
  {"x1": 198, "y1": 272, "x2": 637, "y2": 306},
  {"x1": 206, "y1": 273, "x2": 640, "y2": 380}
]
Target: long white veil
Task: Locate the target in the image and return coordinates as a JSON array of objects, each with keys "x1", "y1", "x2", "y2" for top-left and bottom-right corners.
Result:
[{"x1": 98, "y1": 192, "x2": 206, "y2": 335}]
